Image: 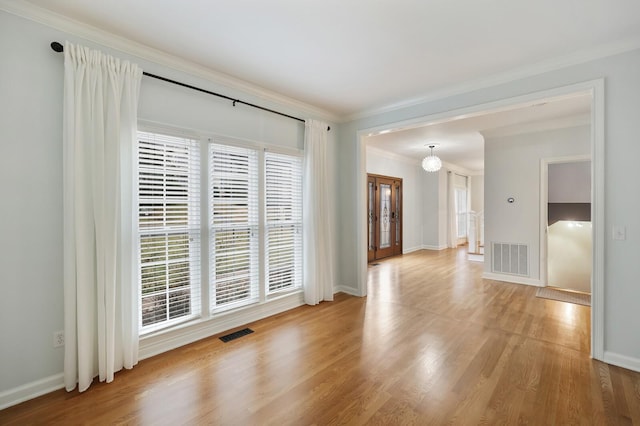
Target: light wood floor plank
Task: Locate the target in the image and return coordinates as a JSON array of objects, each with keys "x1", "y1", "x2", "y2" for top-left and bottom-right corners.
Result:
[{"x1": 1, "y1": 247, "x2": 639, "y2": 425}]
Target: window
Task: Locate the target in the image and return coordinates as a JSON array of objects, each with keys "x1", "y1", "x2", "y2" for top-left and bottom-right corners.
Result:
[
  {"x1": 138, "y1": 132, "x2": 201, "y2": 330},
  {"x1": 137, "y1": 130, "x2": 303, "y2": 333},
  {"x1": 209, "y1": 143, "x2": 259, "y2": 311},
  {"x1": 265, "y1": 152, "x2": 303, "y2": 293}
]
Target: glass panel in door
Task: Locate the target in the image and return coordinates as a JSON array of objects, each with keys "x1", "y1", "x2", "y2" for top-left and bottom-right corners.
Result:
[
  {"x1": 395, "y1": 183, "x2": 401, "y2": 248},
  {"x1": 368, "y1": 181, "x2": 375, "y2": 251},
  {"x1": 379, "y1": 183, "x2": 391, "y2": 249}
]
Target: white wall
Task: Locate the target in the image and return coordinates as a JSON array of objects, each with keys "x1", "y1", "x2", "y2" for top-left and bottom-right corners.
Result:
[
  {"x1": 337, "y1": 48, "x2": 640, "y2": 371},
  {"x1": 437, "y1": 169, "x2": 448, "y2": 248},
  {"x1": 470, "y1": 175, "x2": 485, "y2": 213},
  {"x1": 361, "y1": 156, "x2": 480, "y2": 253},
  {"x1": 469, "y1": 174, "x2": 485, "y2": 249},
  {"x1": 0, "y1": 9, "x2": 337, "y2": 399},
  {"x1": 366, "y1": 146, "x2": 467, "y2": 252},
  {"x1": 421, "y1": 170, "x2": 444, "y2": 249},
  {"x1": 365, "y1": 147, "x2": 457, "y2": 251},
  {"x1": 366, "y1": 147, "x2": 423, "y2": 253},
  {"x1": 484, "y1": 125, "x2": 590, "y2": 282}
]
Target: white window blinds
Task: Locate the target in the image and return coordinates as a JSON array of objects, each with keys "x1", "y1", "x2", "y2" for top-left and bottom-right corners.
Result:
[
  {"x1": 265, "y1": 152, "x2": 303, "y2": 293},
  {"x1": 137, "y1": 130, "x2": 304, "y2": 333},
  {"x1": 138, "y1": 131, "x2": 201, "y2": 330},
  {"x1": 209, "y1": 143, "x2": 259, "y2": 310}
]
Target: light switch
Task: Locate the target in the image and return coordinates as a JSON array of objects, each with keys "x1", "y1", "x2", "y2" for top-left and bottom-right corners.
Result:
[{"x1": 613, "y1": 225, "x2": 626, "y2": 241}]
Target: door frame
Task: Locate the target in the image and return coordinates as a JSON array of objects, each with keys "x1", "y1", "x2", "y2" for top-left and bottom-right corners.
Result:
[
  {"x1": 355, "y1": 79, "x2": 605, "y2": 361},
  {"x1": 367, "y1": 173, "x2": 403, "y2": 261},
  {"x1": 539, "y1": 155, "x2": 591, "y2": 288}
]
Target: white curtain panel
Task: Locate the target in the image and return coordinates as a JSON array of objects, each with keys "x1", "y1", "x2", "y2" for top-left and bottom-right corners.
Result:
[
  {"x1": 302, "y1": 119, "x2": 334, "y2": 305},
  {"x1": 62, "y1": 42, "x2": 142, "y2": 392},
  {"x1": 447, "y1": 171, "x2": 458, "y2": 248}
]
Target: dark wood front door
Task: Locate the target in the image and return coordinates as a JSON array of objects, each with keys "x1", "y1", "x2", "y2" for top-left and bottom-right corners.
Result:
[{"x1": 368, "y1": 174, "x2": 402, "y2": 261}]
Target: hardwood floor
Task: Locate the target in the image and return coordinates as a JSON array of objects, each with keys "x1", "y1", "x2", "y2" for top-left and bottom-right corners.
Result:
[{"x1": 2, "y1": 248, "x2": 639, "y2": 425}]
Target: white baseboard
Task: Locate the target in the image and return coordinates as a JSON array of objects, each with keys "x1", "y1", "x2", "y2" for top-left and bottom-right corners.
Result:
[
  {"x1": 482, "y1": 272, "x2": 543, "y2": 287},
  {"x1": 422, "y1": 244, "x2": 447, "y2": 251},
  {"x1": 402, "y1": 246, "x2": 423, "y2": 254},
  {"x1": 0, "y1": 373, "x2": 64, "y2": 410},
  {"x1": 334, "y1": 285, "x2": 361, "y2": 297},
  {"x1": 604, "y1": 351, "x2": 640, "y2": 373},
  {"x1": 139, "y1": 292, "x2": 304, "y2": 360}
]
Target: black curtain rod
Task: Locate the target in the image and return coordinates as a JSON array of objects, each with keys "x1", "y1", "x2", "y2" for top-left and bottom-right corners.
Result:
[{"x1": 50, "y1": 41, "x2": 330, "y2": 131}]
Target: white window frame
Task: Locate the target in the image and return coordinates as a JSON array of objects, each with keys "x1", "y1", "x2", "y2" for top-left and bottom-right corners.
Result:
[
  {"x1": 264, "y1": 150, "x2": 303, "y2": 295},
  {"x1": 136, "y1": 126, "x2": 304, "y2": 335},
  {"x1": 209, "y1": 142, "x2": 260, "y2": 313},
  {"x1": 137, "y1": 131, "x2": 202, "y2": 334}
]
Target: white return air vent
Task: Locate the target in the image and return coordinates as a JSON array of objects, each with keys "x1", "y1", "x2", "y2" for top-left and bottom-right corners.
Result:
[{"x1": 492, "y1": 242, "x2": 529, "y2": 277}]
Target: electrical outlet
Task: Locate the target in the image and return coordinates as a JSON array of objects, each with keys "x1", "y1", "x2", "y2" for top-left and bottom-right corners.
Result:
[{"x1": 53, "y1": 330, "x2": 65, "y2": 348}]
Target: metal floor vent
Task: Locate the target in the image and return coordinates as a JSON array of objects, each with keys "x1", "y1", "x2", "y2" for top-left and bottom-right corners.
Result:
[
  {"x1": 219, "y1": 328, "x2": 254, "y2": 342},
  {"x1": 492, "y1": 242, "x2": 529, "y2": 277}
]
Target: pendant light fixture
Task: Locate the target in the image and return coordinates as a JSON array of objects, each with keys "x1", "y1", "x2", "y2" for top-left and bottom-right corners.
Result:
[{"x1": 422, "y1": 144, "x2": 442, "y2": 172}]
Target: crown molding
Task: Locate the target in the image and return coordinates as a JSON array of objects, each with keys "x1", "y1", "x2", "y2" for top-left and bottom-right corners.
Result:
[
  {"x1": 442, "y1": 161, "x2": 477, "y2": 176},
  {"x1": 5, "y1": 0, "x2": 636, "y2": 126},
  {"x1": 0, "y1": 0, "x2": 339, "y2": 123},
  {"x1": 345, "y1": 37, "x2": 640, "y2": 123},
  {"x1": 366, "y1": 145, "x2": 419, "y2": 167}
]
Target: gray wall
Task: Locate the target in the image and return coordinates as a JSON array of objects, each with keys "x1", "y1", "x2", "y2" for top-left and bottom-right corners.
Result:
[
  {"x1": 0, "y1": 10, "x2": 337, "y2": 395},
  {"x1": 484, "y1": 125, "x2": 591, "y2": 281},
  {"x1": 337, "y1": 48, "x2": 640, "y2": 368}
]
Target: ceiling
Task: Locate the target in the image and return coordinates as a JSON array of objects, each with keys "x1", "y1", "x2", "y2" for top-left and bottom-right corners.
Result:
[{"x1": 22, "y1": 0, "x2": 640, "y2": 117}]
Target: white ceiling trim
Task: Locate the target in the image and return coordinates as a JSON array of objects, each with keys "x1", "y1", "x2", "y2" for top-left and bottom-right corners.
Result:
[
  {"x1": 0, "y1": 0, "x2": 339, "y2": 123},
  {"x1": 358, "y1": 90, "x2": 593, "y2": 143},
  {"x1": 344, "y1": 36, "x2": 640, "y2": 123},
  {"x1": 441, "y1": 161, "x2": 478, "y2": 177},
  {"x1": 366, "y1": 145, "x2": 419, "y2": 167},
  {"x1": 481, "y1": 114, "x2": 591, "y2": 140}
]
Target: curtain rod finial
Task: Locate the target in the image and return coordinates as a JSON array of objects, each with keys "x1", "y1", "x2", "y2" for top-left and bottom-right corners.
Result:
[{"x1": 51, "y1": 41, "x2": 63, "y2": 52}]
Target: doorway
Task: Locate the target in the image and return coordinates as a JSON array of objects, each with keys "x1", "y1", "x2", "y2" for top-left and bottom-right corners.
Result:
[
  {"x1": 355, "y1": 80, "x2": 604, "y2": 360},
  {"x1": 367, "y1": 174, "x2": 402, "y2": 261},
  {"x1": 543, "y1": 158, "x2": 592, "y2": 293}
]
